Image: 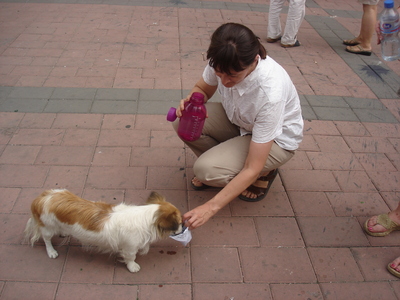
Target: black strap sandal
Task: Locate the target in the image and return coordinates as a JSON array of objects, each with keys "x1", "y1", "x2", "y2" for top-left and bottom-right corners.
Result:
[{"x1": 238, "y1": 169, "x2": 278, "y2": 202}]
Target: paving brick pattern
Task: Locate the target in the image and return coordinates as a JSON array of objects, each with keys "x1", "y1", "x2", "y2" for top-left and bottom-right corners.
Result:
[{"x1": 1, "y1": 0, "x2": 400, "y2": 299}]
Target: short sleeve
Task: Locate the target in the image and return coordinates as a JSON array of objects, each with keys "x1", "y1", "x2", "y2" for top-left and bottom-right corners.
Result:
[{"x1": 202, "y1": 64, "x2": 218, "y2": 86}]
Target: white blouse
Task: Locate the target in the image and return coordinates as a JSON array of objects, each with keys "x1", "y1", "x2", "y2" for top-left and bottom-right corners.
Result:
[{"x1": 202, "y1": 55, "x2": 303, "y2": 151}]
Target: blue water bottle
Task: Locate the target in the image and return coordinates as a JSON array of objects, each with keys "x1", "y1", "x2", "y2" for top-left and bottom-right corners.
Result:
[{"x1": 380, "y1": 0, "x2": 400, "y2": 61}]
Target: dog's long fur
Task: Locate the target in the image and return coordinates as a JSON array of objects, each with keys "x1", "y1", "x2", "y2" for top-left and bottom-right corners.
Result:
[{"x1": 24, "y1": 189, "x2": 182, "y2": 272}]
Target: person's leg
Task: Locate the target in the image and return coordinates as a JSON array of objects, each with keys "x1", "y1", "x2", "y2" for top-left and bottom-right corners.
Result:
[
  {"x1": 267, "y1": 0, "x2": 286, "y2": 40},
  {"x1": 346, "y1": 4, "x2": 378, "y2": 52},
  {"x1": 172, "y1": 102, "x2": 240, "y2": 157},
  {"x1": 281, "y1": 0, "x2": 306, "y2": 46},
  {"x1": 194, "y1": 135, "x2": 294, "y2": 190}
]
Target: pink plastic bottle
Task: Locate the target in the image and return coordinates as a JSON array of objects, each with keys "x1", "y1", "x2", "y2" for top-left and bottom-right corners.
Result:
[{"x1": 167, "y1": 92, "x2": 207, "y2": 142}]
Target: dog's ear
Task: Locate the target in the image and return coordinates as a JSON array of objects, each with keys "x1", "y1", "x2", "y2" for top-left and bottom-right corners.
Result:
[
  {"x1": 155, "y1": 204, "x2": 182, "y2": 237},
  {"x1": 146, "y1": 191, "x2": 166, "y2": 205}
]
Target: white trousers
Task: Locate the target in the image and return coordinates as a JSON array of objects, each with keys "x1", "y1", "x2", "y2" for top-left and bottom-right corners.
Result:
[{"x1": 267, "y1": 0, "x2": 306, "y2": 45}]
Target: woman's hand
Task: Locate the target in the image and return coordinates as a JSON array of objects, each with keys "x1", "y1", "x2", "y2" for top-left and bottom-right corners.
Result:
[
  {"x1": 183, "y1": 202, "x2": 218, "y2": 229},
  {"x1": 176, "y1": 95, "x2": 191, "y2": 118},
  {"x1": 375, "y1": 21, "x2": 382, "y2": 45}
]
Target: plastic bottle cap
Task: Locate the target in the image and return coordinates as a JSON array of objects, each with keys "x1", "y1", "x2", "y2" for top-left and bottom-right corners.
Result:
[
  {"x1": 166, "y1": 107, "x2": 177, "y2": 122},
  {"x1": 384, "y1": 0, "x2": 394, "y2": 8}
]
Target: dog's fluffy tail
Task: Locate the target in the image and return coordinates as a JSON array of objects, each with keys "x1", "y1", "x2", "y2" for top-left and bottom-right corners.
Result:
[{"x1": 24, "y1": 217, "x2": 41, "y2": 246}]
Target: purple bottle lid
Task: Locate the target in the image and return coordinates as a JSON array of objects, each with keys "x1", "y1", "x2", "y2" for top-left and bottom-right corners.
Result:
[{"x1": 166, "y1": 107, "x2": 177, "y2": 122}]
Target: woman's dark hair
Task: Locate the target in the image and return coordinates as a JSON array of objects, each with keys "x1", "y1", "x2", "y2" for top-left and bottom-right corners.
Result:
[{"x1": 207, "y1": 23, "x2": 267, "y2": 75}]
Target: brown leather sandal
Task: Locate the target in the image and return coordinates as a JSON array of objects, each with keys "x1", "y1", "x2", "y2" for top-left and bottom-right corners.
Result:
[{"x1": 238, "y1": 169, "x2": 278, "y2": 202}]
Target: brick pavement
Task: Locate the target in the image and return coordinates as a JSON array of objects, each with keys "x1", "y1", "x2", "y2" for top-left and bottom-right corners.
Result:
[{"x1": 0, "y1": 0, "x2": 400, "y2": 299}]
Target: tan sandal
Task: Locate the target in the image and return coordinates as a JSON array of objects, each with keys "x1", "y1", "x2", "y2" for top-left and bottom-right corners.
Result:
[
  {"x1": 364, "y1": 213, "x2": 400, "y2": 237},
  {"x1": 387, "y1": 261, "x2": 400, "y2": 278}
]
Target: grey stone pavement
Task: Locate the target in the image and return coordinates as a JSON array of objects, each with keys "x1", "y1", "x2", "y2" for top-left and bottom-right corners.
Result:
[{"x1": 1, "y1": 0, "x2": 400, "y2": 299}]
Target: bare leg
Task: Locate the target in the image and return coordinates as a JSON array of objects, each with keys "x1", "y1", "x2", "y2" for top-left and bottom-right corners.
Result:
[{"x1": 347, "y1": 4, "x2": 377, "y2": 52}]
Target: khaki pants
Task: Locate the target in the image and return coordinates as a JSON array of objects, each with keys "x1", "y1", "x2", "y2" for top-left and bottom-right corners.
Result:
[{"x1": 172, "y1": 102, "x2": 295, "y2": 187}]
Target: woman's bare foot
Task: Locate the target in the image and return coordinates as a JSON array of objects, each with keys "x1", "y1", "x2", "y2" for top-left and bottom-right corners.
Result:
[{"x1": 192, "y1": 177, "x2": 204, "y2": 188}]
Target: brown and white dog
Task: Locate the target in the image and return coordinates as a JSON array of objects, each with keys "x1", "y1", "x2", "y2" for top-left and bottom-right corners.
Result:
[{"x1": 24, "y1": 189, "x2": 182, "y2": 273}]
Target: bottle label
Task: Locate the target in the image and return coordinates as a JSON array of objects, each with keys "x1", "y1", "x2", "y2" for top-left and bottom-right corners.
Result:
[{"x1": 381, "y1": 19, "x2": 400, "y2": 34}]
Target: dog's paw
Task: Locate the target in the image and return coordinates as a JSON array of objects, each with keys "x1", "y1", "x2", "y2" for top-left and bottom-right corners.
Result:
[
  {"x1": 127, "y1": 261, "x2": 140, "y2": 273},
  {"x1": 47, "y1": 249, "x2": 59, "y2": 259}
]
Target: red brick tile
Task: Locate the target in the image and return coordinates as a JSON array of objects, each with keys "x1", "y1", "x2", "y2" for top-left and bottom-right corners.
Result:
[
  {"x1": 320, "y1": 282, "x2": 397, "y2": 300},
  {"x1": 270, "y1": 283, "x2": 323, "y2": 300},
  {"x1": 97, "y1": 129, "x2": 150, "y2": 147},
  {"x1": 187, "y1": 189, "x2": 231, "y2": 217},
  {"x1": 1, "y1": 282, "x2": 57, "y2": 300},
  {"x1": 44, "y1": 76, "x2": 87, "y2": 88},
  {"x1": 279, "y1": 169, "x2": 340, "y2": 191},
  {"x1": 12, "y1": 188, "x2": 45, "y2": 214},
  {"x1": 326, "y1": 192, "x2": 390, "y2": 216},
  {"x1": 344, "y1": 136, "x2": 397, "y2": 153},
  {"x1": 255, "y1": 217, "x2": 304, "y2": 246},
  {"x1": 44, "y1": 166, "x2": 89, "y2": 192},
  {"x1": 0, "y1": 187, "x2": 20, "y2": 213},
  {"x1": 191, "y1": 247, "x2": 242, "y2": 283},
  {"x1": 82, "y1": 188, "x2": 125, "y2": 205},
  {"x1": 20, "y1": 113, "x2": 56, "y2": 128},
  {"x1": 287, "y1": 191, "x2": 335, "y2": 216},
  {"x1": 280, "y1": 151, "x2": 313, "y2": 170},
  {"x1": 101, "y1": 114, "x2": 136, "y2": 129},
  {"x1": 334, "y1": 121, "x2": 371, "y2": 137},
  {"x1": 150, "y1": 130, "x2": 184, "y2": 148},
  {"x1": 0, "y1": 165, "x2": 48, "y2": 187},
  {"x1": 62, "y1": 129, "x2": 100, "y2": 146},
  {"x1": 355, "y1": 152, "x2": 397, "y2": 171},
  {"x1": 193, "y1": 283, "x2": 271, "y2": 300},
  {"x1": 363, "y1": 123, "x2": 400, "y2": 138},
  {"x1": 240, "y1": 247, "x2": 316, "y2": 283},
  {"x1": 147, "y1": 166, "x2": 186, "y2": 190},
  {"x1": 130, "y1": 147, "x2": 185, "y2": 167},
  {"x1": 303, "y1": 120, "x2": 340, "y2": 136},
  {"x1": 113, "y1": 247, "x2": 190, "y2": 284},
  {"x1": 86, "y1": 166, "x2": 146, "y2": 190},
  {"x1": 0, "y1": 112, "x2": 24, "y2": 128},
  {"x1": 0, "y1": 145, "x2": 41, "y2": 164},
  {"x1": 0, "y1": 213, "x2": 29, "y2": 244},
  {"x1": 387, "y1": 153, "x2": 400, "y2": 170},
  {"x1": 297, "y1": 134, "x2": 320, "y2": 151},
  {"x1": 139, "y1": 284, "x2": 192, "y2": 299},
  {"x1": 364, "y1": 171, "x2": 400, "y2": 192},
  {"x1": 313, "y1": 135, "x2": 352, "y2": 152},
  {"x1": 297, "y1": 216, "x2": 369, "y2": 247},
  {"x1": 308, "y1": 247, "x2": 363, "y2": 282},
  {"x1": 231, "y1": 191, "x2": 294, "y2": 217},
  {"x1": 9, "y1": 128, "x2": 65, "y2": 145},
  {"x1": 333, "y1": 170, "x2": 377, "y2": 192},
  {"x1": 35, "y1": 146, "x2": 94, "y2": 165},
  {"x1": 92, "y1": 146, "x2": 130, "y2": 166},
  {"x1": 191, "y1": 217, "x2": 259, "y2": 246},
  {"x1": 0, "y1": 244, "x2": 66, "y2": 281},
  {"x1": 56, "y1": 283, "x2": 138, "y2": 300},
  {"x1": 307, "y1": 152, "x2": 363, "y2": 170},
  {"x1": 61, "y1": 247, "x2": 115, "y2": 284},
  {"x1": 52, "y1": 114, "x2": 103, "y2": 129}
]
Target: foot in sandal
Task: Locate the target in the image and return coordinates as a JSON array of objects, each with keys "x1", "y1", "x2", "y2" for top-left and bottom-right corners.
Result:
[
  {"x1": 364, "y1": 212, "x2": 400, "y2": 237},
  {"x1": 388, "y1": 256, "x2": 400, "y2": 278}
]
